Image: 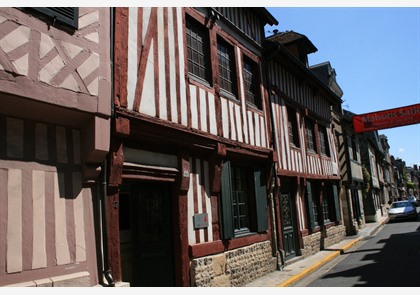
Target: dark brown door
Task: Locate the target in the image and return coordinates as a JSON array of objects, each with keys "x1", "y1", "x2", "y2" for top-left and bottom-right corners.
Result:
[{"x1": 119, "y1": 182, "x2": 175, "y2": 287}]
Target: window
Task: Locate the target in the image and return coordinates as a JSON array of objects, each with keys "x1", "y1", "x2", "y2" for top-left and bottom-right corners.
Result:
[
  {"x1": 322, "y1": 196, "x2": 330, "y2": 223},
  {"x1": 220, "y1": 161, "x2": 268, "y2": 239},
  {"x1": 28, "y1": 8, "x2": 79, "y2": 29},
  {"x1": 318, "y1": 125, "x2": 330, "y2": 156},
  {"x1": 306, "y1": 182, "x2": 341, "y2": 230},
  {"x1": 306, "y1": 181, "x2": 319, "y2": 229},
  {"x1": 217, "y1": 37, "x2": 237, "y2": 97},
  {"x1": 322, "y1": 184, "x2": 341, "y2": 224},
  {"x1": 231, "y1": 166, "x2": 250, "y2": 232},
  {"x1": 305, "y1": 118, "x2": 316, "y2": 152},
  {"x1": 287, "y1": 106, "x2": 300, "y2": 147},
  {"x1": 243, "y1": 56, "x2": 261, "y2": 109},
  {"x1": 351, "y1": 136, "x2": 359, "y2": 161},
  {"x1": 186, "y1": 16, "x2": 211, "y2": 84}
]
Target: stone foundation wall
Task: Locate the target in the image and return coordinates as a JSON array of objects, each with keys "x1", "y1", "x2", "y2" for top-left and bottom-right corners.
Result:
[
  {"x1": 301, "y1": 225, "x2": 346, "y2": 257},
  {"x1": 190, "y1": 241, "x2": 277, "y2": 287},
  {"x1": 4, "y1": 272, "x2": 92, "y2": 287}
]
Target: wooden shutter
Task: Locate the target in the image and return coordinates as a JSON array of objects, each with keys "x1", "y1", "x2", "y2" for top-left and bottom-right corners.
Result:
[
  {"x1": 332, "y1": 184, "x2": 341, "y2": 222},
  {"x1": 254, "y1": 169, "x2": 268, "y2": 232},
  {"x1": 220, "y1": 161, "x2": 234, "y2": 239},
  {"x1": 306, "y1": 181, "x2": 315, "y2": 230},
  {"x1": 30, "y1": 8, "x2": 79, "y2": 29}
]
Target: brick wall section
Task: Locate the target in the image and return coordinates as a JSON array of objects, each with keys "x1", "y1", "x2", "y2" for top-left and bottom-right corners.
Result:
[
  {"x1": 301, "y1": 225, "x2": 346, "y2": 257},
  {"x1": 190, "y1": 241, "x2": 277, "y2": 287}
]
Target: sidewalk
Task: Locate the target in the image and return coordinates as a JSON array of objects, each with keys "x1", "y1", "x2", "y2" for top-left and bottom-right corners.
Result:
[{"x1": 245, "y1": 215, "x2": 389, "y2": 287}]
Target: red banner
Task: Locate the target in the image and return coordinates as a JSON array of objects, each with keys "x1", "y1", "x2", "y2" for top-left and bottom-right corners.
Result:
[{"x1": 353, "y1": 103, "x2": 420, "y2": 133}]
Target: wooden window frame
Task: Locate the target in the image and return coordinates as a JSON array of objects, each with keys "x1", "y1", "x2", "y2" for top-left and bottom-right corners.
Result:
[
  {"x1": 186, "y1": 15, "x2": 212, "y2": 86},
  {"x1": 352, "y1": 136, "x2": 359, "y2": 161},
  {"x1": 322, "y1": 195, "x2": 331, "y2": 223},
  {"x1": 318, "y1": 125, "x2": 331, "y2": 157},
  {"x1": 305, "y1": 118, "x2": 316, "y2": 153},
  {"x1": 220, "y1": 161, "x2": 268, "y2": 239},
  {"x1": 217, "y1": 37, "x2": 238, "y2": 99},
  {"x1": 243, "y1": 55, "x2": 261, "y2": 109},
  {"x1": 287, "y1": 106, "x2": 300, "y2": 147},
  {"x1": 306, "y1": 181, "x2": 318, "y2": 230}
]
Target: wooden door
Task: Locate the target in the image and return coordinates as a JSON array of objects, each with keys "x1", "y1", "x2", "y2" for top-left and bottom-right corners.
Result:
[
  {"x1": 280, "y1": 192, "x2": 297, "y2": 260},
  {"x1": 119, "y1": 182, "x2": 175, "y2": 287}
]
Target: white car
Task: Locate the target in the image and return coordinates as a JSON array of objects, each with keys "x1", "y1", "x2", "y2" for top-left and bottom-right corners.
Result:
[
  {"x1": 388, "y1": 200, "x2": 417, "y2": 222},
  {"x1": 407, "y1": 196, "x2": 418, "y2": 207}
]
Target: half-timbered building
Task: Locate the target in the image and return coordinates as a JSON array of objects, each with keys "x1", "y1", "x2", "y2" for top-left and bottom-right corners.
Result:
[
  {"x1": 337, "y1": 109, "x2": 366, "y2": 235},
  {"x1": 264, "y1": 31, "x2": 346, "y2": 263},
  {"x1": 0, "y1": 8, "x2": 112, "y2": 286},
  {"x1": 109, "y1": 7, "x2": 278, "y2": 287},
  {"x1": 358, "y1": 129, "x2": 386, "y2": 222}
]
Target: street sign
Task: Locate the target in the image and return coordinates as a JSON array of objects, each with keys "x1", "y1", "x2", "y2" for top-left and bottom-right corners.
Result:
[{"x1": 353, "y1": 103, "x2": 420, "y2": 133}]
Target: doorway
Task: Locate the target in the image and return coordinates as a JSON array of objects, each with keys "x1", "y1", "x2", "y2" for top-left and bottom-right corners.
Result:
[
  {"x1": 280, "y1": 191, "x2": 298, "y2": 260},
  {"x1": 119, "y1": 181, "x2": 175, "y2": 286}
]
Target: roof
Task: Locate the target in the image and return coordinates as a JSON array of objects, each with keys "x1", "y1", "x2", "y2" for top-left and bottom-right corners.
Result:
[
  {"x1": 256, "y1": 8, "x2": 278, "y2": 26},
  {"x1": 267, "y1": 30, "x2": 317, "y2": 55},
  {"x1": 310, "y1": 62, "x2": 344, "y2": 98},
  {"x1": 264, "y1": 37, "x2": 342, "y2": 106}
]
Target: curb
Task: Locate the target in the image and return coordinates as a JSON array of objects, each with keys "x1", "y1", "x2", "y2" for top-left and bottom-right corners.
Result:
[{"x1": 277, "y1": 237, "x2": 363, "y2": 287}]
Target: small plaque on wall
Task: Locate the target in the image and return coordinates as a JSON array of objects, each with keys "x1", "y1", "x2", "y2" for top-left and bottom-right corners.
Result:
[{"x1": 193, "y1": 213, "x2": 208, "y2": 229}]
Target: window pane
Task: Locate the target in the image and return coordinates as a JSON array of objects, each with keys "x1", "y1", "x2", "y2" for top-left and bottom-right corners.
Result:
[
  {"x1": 231, "y1": 166, "x2": 249, "y2": 231},
  {"x1": 306, "y1": 119, "x2": 315, "y2": 152},
  {"x1": 218, "y1": 38, "x2": 237, "y2": 96},
  {"x1": 319, "y1": 125, "x2": 330, "y2": 156},
  {"x1": 287, "y1": 106, "x2": 299, "y2": 147},
  {"x1": 243, "y1": 57, "x2": 261, "y2": 108},
  {"x1": 186, "y1": 17, "x2": 211, "y2": 83}
]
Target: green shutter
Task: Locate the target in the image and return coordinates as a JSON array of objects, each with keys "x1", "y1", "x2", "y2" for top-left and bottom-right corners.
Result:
[
  {"x1": 254, "y1": 169, "x2": 268, "y2": 232},
  {"x1": 220, "y1": 161, "x2": 234, "y2": 239},
  {"x1": 306, "y1": 181, "x2": 315, "y2": 230},
  {"x1": 30, "y1": 8, "x2": 79, "y2": 29},
  {"x1": 332, "y1": 184, "x2": 341, "y2": 222}
]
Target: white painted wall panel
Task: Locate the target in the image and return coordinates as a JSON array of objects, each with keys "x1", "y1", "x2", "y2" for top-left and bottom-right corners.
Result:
[
  {"x1": 190, "y1": 85, "x2": 198, "y2": 129},
  {"x1": 32, "y1": 170, "x2": 46, "y2": 269},
  {"x1": 158, "y1": 8, "x2": 168, "y2": 120},
  {"x1": 140, "y1": 43, "x2": 156, "y2": 116},
  {"x1": 7, "y1": 169, "x2": 22, "y2": 273},
  {"x1": 73, "y1": 172, "x2": 86, "y2": 262},
  {"x1": 54, "y1": 172, "x2": 71, "y2": 265},
  {"x1": 127, "y1": 7, "x2": 138, "y2": 110},
  {"x1": 199, "y1": 88, "x2": 207, "y2": 132}
]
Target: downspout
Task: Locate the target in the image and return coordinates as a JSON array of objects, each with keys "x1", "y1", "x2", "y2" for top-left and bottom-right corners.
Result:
[
  {"x1": 342, "y1": 127, "x2": 357, "y2": 234},
  {"x1": 263, "y1": 40, "x2": 284, "y2": 270},
  {"x1": 101, "y1": 159, "x2": 115, "y2": 286},
  {"x1": 101, "y1": 7, "x2": 115, "y2": 287}
]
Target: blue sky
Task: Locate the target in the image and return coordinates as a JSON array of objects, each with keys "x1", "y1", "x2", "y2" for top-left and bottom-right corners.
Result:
[
  {"x1": 12, "y1": 2, "x2": 419, "y2": 167},
  {"x1": 264, "y1": 6, "x2": 420, "y2": 167}
]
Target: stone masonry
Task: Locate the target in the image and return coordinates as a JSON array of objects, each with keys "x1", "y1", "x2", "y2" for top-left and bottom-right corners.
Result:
[
  {"x1": 190, "y1": 241, "x2": 277, "y2": 287},
  {"x1": 301, "y1": 225, "x2": 346, "y2": 258}
]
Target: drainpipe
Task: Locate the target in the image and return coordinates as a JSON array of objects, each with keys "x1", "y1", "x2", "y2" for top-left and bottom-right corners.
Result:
[
  {"x1": 101, "y1": 159, "x2": 115, "y2": 287},
  {"x1": 263, "y1": 41, "x2": 283, "y2": 270},
  {"x1": 101, "y1": 7, "x2": 115, "y2": 287}
]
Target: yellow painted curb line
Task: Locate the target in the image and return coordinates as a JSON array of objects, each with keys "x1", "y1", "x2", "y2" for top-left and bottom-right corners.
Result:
[{"x1": 277, "y1": 237, "x2": 363, "y2": 287}]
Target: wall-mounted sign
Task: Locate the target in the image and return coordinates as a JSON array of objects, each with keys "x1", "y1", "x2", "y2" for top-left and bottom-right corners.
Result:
[
  {"x1": 353, "y1": 103, "x2": 420, "y2": 133},
  {"x1": 193, "y1": 213, "x2": 208, "y2": 229}
]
